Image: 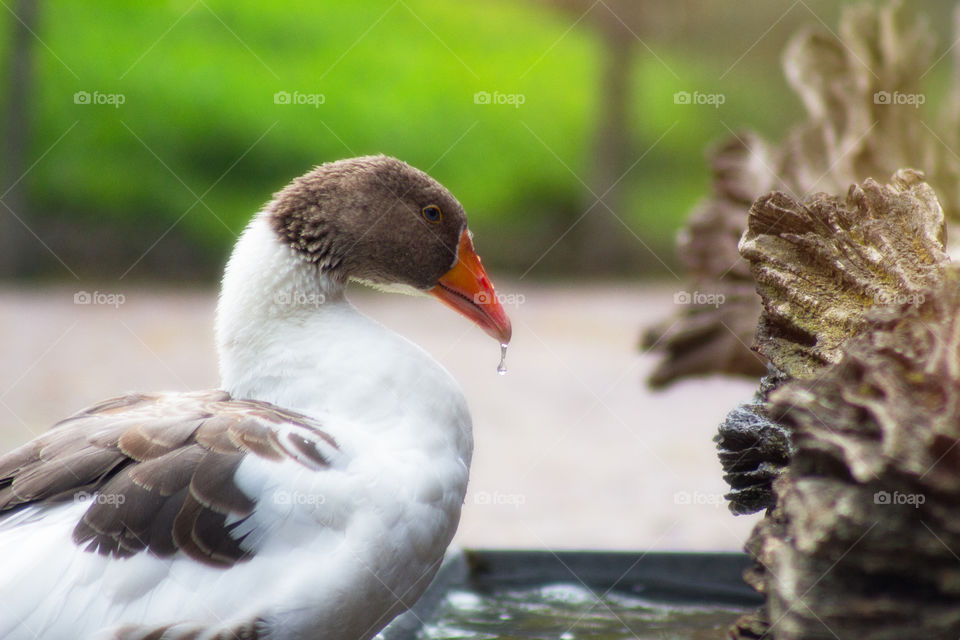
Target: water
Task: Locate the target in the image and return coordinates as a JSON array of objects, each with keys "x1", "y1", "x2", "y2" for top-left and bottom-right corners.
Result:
[
  {"x1": 417, "y1": 583, "x2": 745, "y2": 640},
  {"x1": 497, "y1": 343, "x2": 508, "y2": 376}
]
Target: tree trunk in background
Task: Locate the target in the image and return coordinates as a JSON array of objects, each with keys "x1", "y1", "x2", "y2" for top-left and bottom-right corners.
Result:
[
  {"x1": 577, "y1": 21, "x2": 637, "y2": 274},
  {"x1": 1, "y1": 0, "x2": 39, "y2": 276}
]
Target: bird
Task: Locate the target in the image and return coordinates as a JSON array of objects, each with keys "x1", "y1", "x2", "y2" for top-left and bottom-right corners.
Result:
[{"x1": 0, "y1": 155, "x2": 512, "y2": 640}]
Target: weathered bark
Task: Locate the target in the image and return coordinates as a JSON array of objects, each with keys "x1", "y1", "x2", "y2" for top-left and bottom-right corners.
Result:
[
  {"x1": 642, "y1": 134, "x2": 774, "y2": 386},
  {"x1": 715, "y1": 366, "x2": 791, "y2": 516},
  {"x1": 725, "y1": 169, "x2": 960, "y2": 638},
  {"x1": 645, "y1": 2, "x2": 958, "y2": 387},
  {"x1": 740, "y1": 169, "x2": 949, "y2": 380},
  {"x1": 758, "y1": 267, "x2": 960, "y2": 639},
  {"x1": 717, "y1": 168, "x2": 949, "y2": 518}
]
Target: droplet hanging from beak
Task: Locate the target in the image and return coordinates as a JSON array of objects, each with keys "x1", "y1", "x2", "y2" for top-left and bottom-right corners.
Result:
[{"x1": 497, "y1": 343, "x2": 508, "y2": 376}]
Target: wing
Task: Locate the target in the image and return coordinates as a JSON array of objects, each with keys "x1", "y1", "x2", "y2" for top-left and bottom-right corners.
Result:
[{"x1": 0, "y1": 390, "x2": 340, "y2": 568}]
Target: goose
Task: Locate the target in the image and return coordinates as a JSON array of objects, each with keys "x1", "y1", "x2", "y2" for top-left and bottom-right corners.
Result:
[{"x1": 0, "y1": 155, "x2": 512, "y2": 640}]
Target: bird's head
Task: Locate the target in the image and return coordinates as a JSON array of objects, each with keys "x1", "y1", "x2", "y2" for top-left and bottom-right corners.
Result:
[{"x1": 266, "y1": 155, "x2": 511, "y2": 343}]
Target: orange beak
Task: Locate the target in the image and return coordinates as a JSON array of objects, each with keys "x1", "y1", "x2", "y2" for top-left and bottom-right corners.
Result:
[{"x1": 430, "y1": 230, "x2": 512, "y2": 344}]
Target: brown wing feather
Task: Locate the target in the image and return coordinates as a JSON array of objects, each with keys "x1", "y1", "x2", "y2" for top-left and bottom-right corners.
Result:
[
  {"x1": 117, "y1": 417, "x2": 209, "y2": 460},
  {"x1": 189, "y1": 450, "x2": 256, "y2": 515},
  {"x1": 0, "y1": 390, "x2": 338, "y2": 568},
  {"x1": 7, "y1": 448, "x2": 126, "y2": 505},
  {"x1": 111, "y1": 616, "x2": 265, "y2": 640},
  {"x1": 226, "y1": 417, "x2": 285, "y2": 461},
  {"x1": 173, "y1": 492, "x2": 251, "y2": 567},
  {"x1": 73, "y1": 446, "x2": 207, "y2": 557}
]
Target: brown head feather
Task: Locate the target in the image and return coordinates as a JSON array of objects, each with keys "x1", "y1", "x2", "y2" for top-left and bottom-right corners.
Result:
[{"x1": 267, "y1": 155, "x2": 467, "y2": 289}]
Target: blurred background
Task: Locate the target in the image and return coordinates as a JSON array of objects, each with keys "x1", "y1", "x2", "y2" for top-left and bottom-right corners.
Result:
[{"x1": 1, "y1": 0, "x2": 956, "y2": 550}]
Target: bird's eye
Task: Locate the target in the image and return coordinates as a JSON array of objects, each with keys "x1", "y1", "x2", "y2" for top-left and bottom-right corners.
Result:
[{"x1": 421, "y1": 205, "x2": 442, "y2": 223}]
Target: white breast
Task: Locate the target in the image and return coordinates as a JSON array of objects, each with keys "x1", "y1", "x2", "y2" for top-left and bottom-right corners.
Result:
[{"x1": 0, "y1": 214, "x2": 475, "y2": 639}]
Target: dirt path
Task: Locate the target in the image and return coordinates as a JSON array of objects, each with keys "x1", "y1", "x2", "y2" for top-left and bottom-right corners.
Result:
[{"x1": 0, "y1": 283, "x2": 761, "y2": 550}]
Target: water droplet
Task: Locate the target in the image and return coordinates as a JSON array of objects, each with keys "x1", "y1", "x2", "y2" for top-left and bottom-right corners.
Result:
[{"x1": 497, "y1": 343, "x2": 508, "y2": 375}]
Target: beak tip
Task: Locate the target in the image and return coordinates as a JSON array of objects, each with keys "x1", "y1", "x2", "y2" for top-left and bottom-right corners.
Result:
[
  {"x1": 432, "y1": 228, "x2": 513, "y2": 346},
  {"x1": 493, "y1": 314, "x2": 512, "y2": 345}
]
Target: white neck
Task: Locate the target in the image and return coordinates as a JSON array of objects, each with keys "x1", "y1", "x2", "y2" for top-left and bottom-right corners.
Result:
[
  {"x1": 215, "y1": 214, "x2": 344, "y2": 396},
  {"x1": 214, "y1": 215, "x2": 472, "y2": 452}
]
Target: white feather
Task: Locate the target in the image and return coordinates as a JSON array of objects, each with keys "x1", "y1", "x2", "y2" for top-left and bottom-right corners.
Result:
[{"x1": 0, "y1": 211, "x2": 473, "y2": 639}]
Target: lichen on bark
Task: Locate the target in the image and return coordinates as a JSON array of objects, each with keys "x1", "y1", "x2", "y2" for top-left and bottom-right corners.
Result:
[
  {"x1": 680, "y1": 4, "x2": 960, "y2": 638},
  {"x1": 718, "y1": 169, "x2": 949, "y2": 518},
  {"x1": 644, "y1": 1, "x2": 960, "y2": 387},
  {"x1": 740, "y1": 169, "x2": 948, "y2": 380},
  {"x1": 744, "y1": 267, "x2": 960, "y2": 639}
]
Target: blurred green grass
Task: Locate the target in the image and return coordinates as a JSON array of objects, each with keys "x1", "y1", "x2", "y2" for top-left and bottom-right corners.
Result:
[
  {"x1": 4, "y1": 0, "x2": 946, "y2": 278},
  {"x1": 20, "y1": 1, "x2": 601, "y2": 268}
]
